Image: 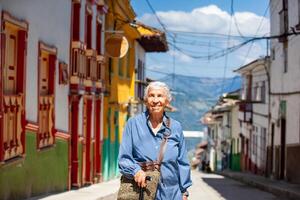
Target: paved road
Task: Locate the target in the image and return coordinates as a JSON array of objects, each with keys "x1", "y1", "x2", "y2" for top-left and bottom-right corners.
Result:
[{"x1": 189, "y1": 170, "x2": 285, "y2": 200}]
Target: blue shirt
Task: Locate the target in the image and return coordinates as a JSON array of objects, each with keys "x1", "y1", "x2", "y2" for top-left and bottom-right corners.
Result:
[{"x1": 118, "y1": 111, "x2": 192, "y2": 200}]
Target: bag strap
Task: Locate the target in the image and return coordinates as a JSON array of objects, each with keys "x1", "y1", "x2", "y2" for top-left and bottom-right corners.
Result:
[{"x1": 157, "y1": 117, "x2": 171, "y2": 164}]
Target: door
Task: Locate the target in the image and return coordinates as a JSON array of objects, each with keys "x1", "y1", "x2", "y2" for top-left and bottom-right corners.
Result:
[{"x1": 70, "y1": 95, "x2": 80, "y2": 187}]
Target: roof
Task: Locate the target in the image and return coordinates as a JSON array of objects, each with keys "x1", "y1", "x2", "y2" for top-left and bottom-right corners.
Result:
[
  {"x1": 233, "y1": 56, "x2": 270, "y2": 74},
  {"x1": 135, "y1": 22, "x2": 169, "y2": 52}
]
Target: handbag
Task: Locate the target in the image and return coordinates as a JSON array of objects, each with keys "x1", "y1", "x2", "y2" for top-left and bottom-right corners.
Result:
[{"x1": 117, "y1": 119, "x2": 170, "y2": 200}]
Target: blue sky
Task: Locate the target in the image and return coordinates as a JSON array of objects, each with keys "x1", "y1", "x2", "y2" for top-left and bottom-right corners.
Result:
[{"x1": 131, "y1": 0, "x2": 270, "y2": 79}]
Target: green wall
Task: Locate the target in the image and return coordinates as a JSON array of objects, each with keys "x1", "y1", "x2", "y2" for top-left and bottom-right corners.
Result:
[
  {"x1": 230, "y1": 153, "x2": 241, "y2": 171},
  {"x1": 0, "y1": 132, "x2": 69, "y2": 200},
  {"x1": 102, "y1": 109, "x2": 120, "y2": 181}
]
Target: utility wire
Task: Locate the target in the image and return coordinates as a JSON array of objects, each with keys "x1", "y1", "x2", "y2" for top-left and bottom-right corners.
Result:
[
  {"x1": 227, "y1": 1, "x2": 270, "y2": 92},
  {"x1": 144, "y1": 0, "x2": 175, "y2": 39},
  {"x1": 221, "y1": 0, "x2": 234, "y2": 94}
]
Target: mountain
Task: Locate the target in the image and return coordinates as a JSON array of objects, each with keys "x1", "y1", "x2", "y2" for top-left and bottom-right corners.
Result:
[{"x1": 163, "y1": 75, "x2": 241, "y2": 131}]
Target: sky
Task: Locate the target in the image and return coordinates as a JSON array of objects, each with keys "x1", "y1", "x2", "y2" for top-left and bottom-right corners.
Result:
[{"x1": 131, "y1": 0, "x2": 270, "y2": 80}]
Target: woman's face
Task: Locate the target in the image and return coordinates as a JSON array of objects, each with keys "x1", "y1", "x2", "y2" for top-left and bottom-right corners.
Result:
[{"x1": 146, "y1": 87, "x2": 169, "y2": 116}]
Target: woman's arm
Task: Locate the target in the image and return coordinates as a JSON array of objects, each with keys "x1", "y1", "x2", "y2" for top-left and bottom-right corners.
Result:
[
  {"x1": 177, "y1": 125, "x2": 192, "y2": 193},
  {"x1": 118, "y1": 119, "x2": 141, "y2": 178}
]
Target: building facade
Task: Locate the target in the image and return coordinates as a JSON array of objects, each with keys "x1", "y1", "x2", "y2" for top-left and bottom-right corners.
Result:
[
  {"x1": 235, "y1": 58, "x2": 269, "y2": 175},
  {"x1": 269, "y1": 0, "x2": 300, "y2": 183},
  {"x1": 0, "y1": 0, "x2": 168, "y2": 199}
]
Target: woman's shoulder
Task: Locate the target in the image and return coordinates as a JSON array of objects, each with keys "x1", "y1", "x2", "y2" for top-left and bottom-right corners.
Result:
[
  {"x1": 127, "y1": 112, "x2": 146, "y2": 124},
  {"x1": 169, "y1": 117, "x2": 182, "y2": 129}
]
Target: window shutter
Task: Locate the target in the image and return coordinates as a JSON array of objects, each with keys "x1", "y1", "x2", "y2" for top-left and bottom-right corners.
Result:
[
  {"x1": 17, "y1": 30, "x2": 26, "y2": 93},
  {"x1": 48, "y1": 54, "x2": 56, "y2": 94}
]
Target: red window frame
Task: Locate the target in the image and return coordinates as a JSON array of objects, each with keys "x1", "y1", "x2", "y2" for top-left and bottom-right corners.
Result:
[
  {"x1": 0, "y1": 11, "x2": 28, "y2": 162},
  {"x1": 37, "y1": 42, "x2": 57, "y2": 149}
]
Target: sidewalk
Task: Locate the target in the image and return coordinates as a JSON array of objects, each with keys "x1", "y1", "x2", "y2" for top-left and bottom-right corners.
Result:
[
  {"x1": 29, "y1": 178, "x2": 120, "y2": 200},
  {"x1": 218, "y1": 170, "x2": 300, "y2": 200}
]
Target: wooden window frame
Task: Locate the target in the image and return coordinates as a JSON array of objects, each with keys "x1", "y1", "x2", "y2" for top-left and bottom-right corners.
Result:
[
  {"x1": 0, "y1": 11, "x2": 28, "y2": 162},
  {"x1": 37, "y1": 42, "x2": 57, "y2": 149},
  {"x1": 59, "y1": 62, "x2": 69, "y2": 85}
]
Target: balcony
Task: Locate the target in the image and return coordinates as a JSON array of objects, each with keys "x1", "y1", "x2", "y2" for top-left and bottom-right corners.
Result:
[
  {"x1": 84, "y1": 49, "x2": 97, "y2": 88},
  {"x1": 95, "y1": 55, "x2": 105, "y2": 90},
  {"x1": 70, "y1": 41, "x2": 86, "y2": 85},
  {"x1": 239, "y1": 102, "x2": 252, "y2": 123},
  {"x1": 2, "y1": 94, "x2": 24, "y2": 161}
]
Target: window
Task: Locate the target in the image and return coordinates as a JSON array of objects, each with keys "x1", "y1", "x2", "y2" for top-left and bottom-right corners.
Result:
[
  {"x1": 1, "y1": 11, "x2": 28, "y2": 162},
  {"x1": 72, "y1": 1, "x2": 81, "y2": 41},
  {"x1": 136, "y1": 59, "x2": 145, "y2": 99},
  {"x1": 38, "y1": 42, "x2": 57, "y2": 149},
  {"x1": 96, "y1": 15, "x2": 102, "y2": 55},
  {"x1": 283, "y1": 42, "x2": 288, "y2": 73},
  {"x1": 261, "y1": 81, "x2": 266, "y2": 103},
  {"x1": 118, "y1": 58, "x2": 124, "y2": 76},
  {"x1": 278, "y1": 0, "x2": 288, "y2": 42},
  {"x1": 85, "y1": 3, "x2": 93, "y2": 49},
  {"x1": 253, "y1": 83, "x2": 258, "y2": 101},
  {"x1": 126, "y1": 49, "x2": 131, "y2": 78},
  {"x1": 260, "y1": 127, "x2": 267, "y2": 168}
]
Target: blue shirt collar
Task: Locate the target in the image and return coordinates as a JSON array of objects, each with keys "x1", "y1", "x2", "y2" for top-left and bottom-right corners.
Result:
[{"x1": 144, "y1": 110, "x2": 171, "y2": 137}]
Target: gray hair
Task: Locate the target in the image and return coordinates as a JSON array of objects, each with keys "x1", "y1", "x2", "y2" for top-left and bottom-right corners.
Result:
[{"x1": 144, "y1": 81, "x2": 172, "y2": 102}]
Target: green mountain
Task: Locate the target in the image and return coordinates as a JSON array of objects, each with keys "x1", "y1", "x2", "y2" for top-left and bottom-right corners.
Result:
[{"x1": 164, "y1": 75, "x2": 241, "y2": 131}]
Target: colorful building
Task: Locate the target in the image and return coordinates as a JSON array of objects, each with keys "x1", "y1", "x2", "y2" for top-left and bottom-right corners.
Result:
[
  {"x1": 102, "y1": 0, "x2": 168, "y2": 181},
  {"x1": 0, "y1": 0, "x2": 168, "y2": 199}
]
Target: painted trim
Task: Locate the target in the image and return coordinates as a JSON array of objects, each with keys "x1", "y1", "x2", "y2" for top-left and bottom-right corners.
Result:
[
  {"x1": 1, "y1": 11, "x2": 28, "y2": 161},
  {"x1": 25, "y1": 122, "x2": 39, "y2": 133},
  {"x1": 2, "y1": 11, "x2": 28, "y2": 30},
  {"x1": 37, "y1": 41, "x2": 57, "y2": 149},
  {"x1": 56, "y1": 131, "x2": 70, "y2": 140},
  {"x1": 39, "y1": 42, "x2": 57, "y2": 55}
]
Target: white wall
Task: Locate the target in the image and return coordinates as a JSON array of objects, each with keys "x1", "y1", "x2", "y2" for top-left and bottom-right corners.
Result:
[
  {"x1": 270, "y1": 0, "x2": 300, "y2": 146},
  {"x1": 1, "y1": 0, "x2": 71, "y2": 131}
]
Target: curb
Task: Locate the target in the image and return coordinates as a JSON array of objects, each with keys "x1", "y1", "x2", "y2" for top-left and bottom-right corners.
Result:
[
  {"x1": 218, "y1": 172, "x2": 300, "y2": 200},
  {"x1": 96, "y1": 192, "x2": 118, "y2": 200}
]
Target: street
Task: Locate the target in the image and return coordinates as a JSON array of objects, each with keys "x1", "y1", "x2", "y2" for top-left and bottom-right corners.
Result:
[{"x1": 189, "y1": 170, "x2": 285, "y2": 200}]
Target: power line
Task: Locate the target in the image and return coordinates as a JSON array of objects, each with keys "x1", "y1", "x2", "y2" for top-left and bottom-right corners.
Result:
[
  {"x1": 166, "y1": 30, "x2": 299, "y2": 61},
  {"x1": 144, "y1": 0, "x2": 175, "y2": 39},
  {"x1": 221, "y1": 0, "x2": 234, "y2": 94}
]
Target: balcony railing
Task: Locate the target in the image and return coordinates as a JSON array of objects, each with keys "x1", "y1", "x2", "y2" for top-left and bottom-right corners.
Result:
[
  {"x1": 85, "y1": 49, "x2": 97, "y2": 87},
  {"x1": 38, "y1": 95, "x2": 54, "y2": 148},
  {"x1": 70, "y1": 41, "x2": 86, "y2": 84},
  {"x1": 2, "y1": 94, "x2": 24, "y2": 161},
  {"x1": 239, "y1": 102, "x2": 252, "y2": 123},
  {"x1": 96, "y1": 55, "x2": 105, "y2": 89}
]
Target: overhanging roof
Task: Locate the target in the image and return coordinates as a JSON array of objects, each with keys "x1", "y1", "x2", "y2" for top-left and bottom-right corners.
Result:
[{"x1": 135, "y1": 22, "x2": 169, "y2": 52}]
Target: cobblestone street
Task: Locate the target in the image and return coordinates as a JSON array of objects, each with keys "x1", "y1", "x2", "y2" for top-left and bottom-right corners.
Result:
[{"x1": 189, "y1": 170, "x2": 285, "y2": 200}]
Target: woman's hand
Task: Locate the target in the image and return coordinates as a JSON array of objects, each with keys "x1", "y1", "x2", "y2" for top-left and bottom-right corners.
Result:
[
  {"x1": 182, "y1": 195, "x2": 188, "y2": 200},
  {"x1": 134, "y1": 170, "x2": 147, "y2": 188}
]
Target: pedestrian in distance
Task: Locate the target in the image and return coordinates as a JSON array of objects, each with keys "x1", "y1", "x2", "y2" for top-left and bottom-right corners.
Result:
[{"x1": 118, "y1": 81, "x2": 192, "y2": 200}]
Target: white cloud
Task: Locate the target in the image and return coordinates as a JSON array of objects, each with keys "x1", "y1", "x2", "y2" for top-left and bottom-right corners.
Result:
[
  {"x1": 139, "y1": 4, "x2": 270, "y2": 36},
  {"x1": 236, "y1": 42, "x2": 266, "y2": 64},
  {"x1": 168, "y1": 50, "x2": 193, "y2": 63}
]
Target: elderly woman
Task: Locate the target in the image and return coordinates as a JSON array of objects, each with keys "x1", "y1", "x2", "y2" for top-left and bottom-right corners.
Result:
[{"x1": 118, "y1": 81, "x2": 192, "y2": 200}]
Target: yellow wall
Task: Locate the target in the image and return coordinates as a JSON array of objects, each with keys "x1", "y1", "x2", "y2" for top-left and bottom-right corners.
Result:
[{"x1": 103, "y1": 0, "x2": 138, "y2": 144}]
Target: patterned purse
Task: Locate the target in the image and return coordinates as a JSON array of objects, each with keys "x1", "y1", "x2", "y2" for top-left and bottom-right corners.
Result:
[{"x1": 117, "y1": 119, "x2": 170, "y2": 200}]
